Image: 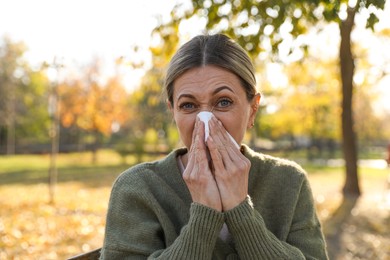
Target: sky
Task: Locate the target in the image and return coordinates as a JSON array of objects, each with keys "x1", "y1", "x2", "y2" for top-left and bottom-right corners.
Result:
[
  {"x1": 0, "y1": 0, "x2": 182, "y2": 62},
  {"x1": 0, "y1": 0, "x2": 389, "y2": 110},
  {"x1": 0, "y1": 0, "x2": 186, "y2": 89}
]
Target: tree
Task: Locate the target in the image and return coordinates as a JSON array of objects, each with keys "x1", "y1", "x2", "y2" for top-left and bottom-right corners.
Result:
[
  {"x1": 0, "y1": 36, "x2": 27, "y2": 154},
  {"x1": 120, "y1": 31, "x2": 181, "y2": 153},
  {"x1": 155, "y1": 0, "x2": 386, "y2": 197},
  {"x1": 260, "y1": 49, "x2": 387, "y2": 157},
  {"x1": 260, "y1": 57, "x2": 341, "y2": 158},
  {"x1": 17, "y1": 68, "x2": 51, "y2": 145},
  {"x1": 0, "y1": 36, "x2": 51, "y2": 154},
  {"x1": 58, "y1": 61, "x2": 130, "y2": 162}
]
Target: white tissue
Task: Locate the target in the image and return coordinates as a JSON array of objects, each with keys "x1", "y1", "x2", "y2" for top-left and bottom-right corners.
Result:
[
  {"x1": 197, "y1": 111, "x2": 213, "y2": 141},
  {"x1": 197, "y1": 111, "x2": 240, "y2": 149}
]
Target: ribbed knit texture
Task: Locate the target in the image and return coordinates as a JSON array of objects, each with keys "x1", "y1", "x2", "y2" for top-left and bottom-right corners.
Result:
[{"x1": 100, "y1": 145, "x2": 328, "y2": 259}]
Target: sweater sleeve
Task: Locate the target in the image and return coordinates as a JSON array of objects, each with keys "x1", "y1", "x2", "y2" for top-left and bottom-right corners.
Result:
[
  {"x1": 224, "y1": 178, "x2": 328, "y2": 260},
  {"x1": 148, "y1": 203, "x2": 224, "y2": 259},
  {"x1": 100, "y1": 173, "x2": 224, "y2": 260},
  {"x1": 286, "y1": 177, "x2": 329, "y2": 260}
]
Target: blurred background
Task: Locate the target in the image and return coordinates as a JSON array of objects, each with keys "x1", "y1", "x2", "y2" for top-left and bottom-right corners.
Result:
[{"x1": 0, "y1": 0, "x2": 389, "y2": 259}]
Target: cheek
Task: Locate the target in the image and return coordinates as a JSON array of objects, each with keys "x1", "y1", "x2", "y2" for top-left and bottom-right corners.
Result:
[
  {"x1": 215, "y1": 112, "x2": 249, "y2": 141},
  {"x1": 215, "y1": 115, "x2": 236, "y2": 133}
]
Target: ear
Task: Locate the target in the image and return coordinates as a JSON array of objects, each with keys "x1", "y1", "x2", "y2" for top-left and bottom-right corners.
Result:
[
  {"x1": 167, "y1": 100, "x2": 173, "y2": 112},
  {"x1": 167, "y1": 100, "x2": 175, "y2": 120},
  {"x1": 248, "y1": 93, "x2": 261, "y2": 129}
]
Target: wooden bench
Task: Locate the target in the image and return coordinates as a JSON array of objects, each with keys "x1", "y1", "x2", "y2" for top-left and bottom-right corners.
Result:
[{"x1": 67, "y1": 248, "x2": 101, "y2": 260}]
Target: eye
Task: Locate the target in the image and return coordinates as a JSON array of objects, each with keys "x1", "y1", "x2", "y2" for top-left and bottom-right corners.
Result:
[
  {"x1": 215, "y1": 98, "x2": 233, "y2": 109},
  {"x1": 178, "y1": 102, "x2": 198, "y2": 112}
]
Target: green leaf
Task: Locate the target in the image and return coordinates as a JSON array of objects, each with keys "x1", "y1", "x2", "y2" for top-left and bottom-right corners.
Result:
[{"x1": 366, "y1": 13, "x2": 380, "y2": 30}]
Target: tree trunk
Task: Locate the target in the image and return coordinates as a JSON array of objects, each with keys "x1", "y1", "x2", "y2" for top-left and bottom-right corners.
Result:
[
  {"x1": 6, "y1": 116, "x2": 15, "y2": 155},
  {"x1": 48, "y1": 84, "x2": 60, "y2": 204},
  {"x1": 339, "y1": 4, "x2": 361, "y2": 197},
  {"x1": 91, "y1": 130, "x2": 100, "y2": 164},
  {"x1": 6, "y1": 83, "x2": 15, "y2": 155}
]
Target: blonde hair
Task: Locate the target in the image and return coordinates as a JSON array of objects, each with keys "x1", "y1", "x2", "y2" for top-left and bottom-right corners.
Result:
[{"x1": 164, "y1": 34, "x2": 257, "y2": 105}]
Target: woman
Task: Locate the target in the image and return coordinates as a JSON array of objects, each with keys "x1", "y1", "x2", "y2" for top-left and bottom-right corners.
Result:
[{"x1": 101, "y1": 34, "x2": 328, "y2": 259}]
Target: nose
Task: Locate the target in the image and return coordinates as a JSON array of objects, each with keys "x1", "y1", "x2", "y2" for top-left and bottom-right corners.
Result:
[{"x1": 198, "y1": 103, "x2": 216, "y2": 113}]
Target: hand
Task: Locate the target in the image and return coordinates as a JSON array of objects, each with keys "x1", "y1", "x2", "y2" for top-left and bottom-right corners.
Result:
[
  {"x1": 183, "y1": 118, "x2": 222, "y2": 211},
  {"x1": 207, "y1": 117, "x2": 251, "y2": 211}
]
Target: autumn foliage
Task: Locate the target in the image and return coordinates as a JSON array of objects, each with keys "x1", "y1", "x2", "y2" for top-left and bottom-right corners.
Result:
[{"x1": 59, "y1": 75, "x2": 130, "y2": 137}]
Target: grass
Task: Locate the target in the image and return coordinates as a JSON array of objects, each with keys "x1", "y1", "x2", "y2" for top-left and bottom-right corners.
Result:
[
  {"x1": 0, "y1": 150, "x2": 161, "y2": 187},
  {"x1": 0, "y1": 150, "x2": 389, "y2": 259},
  {"x1": 0, "y1": 150, "x2": 136, "y2": 259}
]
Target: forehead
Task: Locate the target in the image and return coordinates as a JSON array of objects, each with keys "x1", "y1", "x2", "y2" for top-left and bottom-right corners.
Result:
[{"x1": 173, "y1": 65, "x2": 244, "y2": 98}]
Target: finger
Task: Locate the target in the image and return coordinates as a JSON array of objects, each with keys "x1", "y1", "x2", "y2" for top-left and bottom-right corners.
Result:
[
  {"x1": 184, "y1": 119, "x2": 200, "y2": 179},
  {"x1": 210, "y1": 117, "x2": 239, "y2": 155},
  {"x1": 211, "y1": 117, "x2": 243, "y2": 160},
  {"x1": 209, "y1": 118, "x2": 234, "y2": 165},
  {"x1": 210, "y1": 117, "x2": 230, "y2": 143},
  {"x1": 214, "y1": 118, "x2": 240, "y2": 150},
  {"x1": 197, "y1": 119, "x2": 207, "y2": 150},
  {"x1": 207, "y1": 135, "x2": 226, "y2": 172},
  {"x1": 190, "y1": 117, "x2": 200, "y2": 152},
  {"x1": 192, "y1": 122, "x2": 209, "y2": 170}
]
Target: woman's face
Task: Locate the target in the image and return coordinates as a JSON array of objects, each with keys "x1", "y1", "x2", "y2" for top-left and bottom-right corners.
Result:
[{"x1": 169, "y1": 65, "x2": 260, "y2": 150}]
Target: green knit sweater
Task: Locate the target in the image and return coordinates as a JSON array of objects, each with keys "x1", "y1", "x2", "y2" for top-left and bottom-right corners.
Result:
[{"x1": 101, "y1": 145, "x2": 328, "y2": 259}]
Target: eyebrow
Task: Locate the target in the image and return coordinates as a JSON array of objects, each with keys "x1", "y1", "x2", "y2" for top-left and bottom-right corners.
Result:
[
  {"x1": 213, "y1": 86, "x2": 235, "y2": 95},
  {"x1": 176, "y1": 86, "x2": 235, "y2": 101}
]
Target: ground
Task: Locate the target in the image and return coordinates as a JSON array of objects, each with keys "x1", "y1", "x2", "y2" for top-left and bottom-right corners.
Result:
[
  {"x1": 0, "y1": 152, "x2": 389, "y2": 259},
  {"x1": 308, "y1": 166, "x2": 390, "y2": 260}
]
